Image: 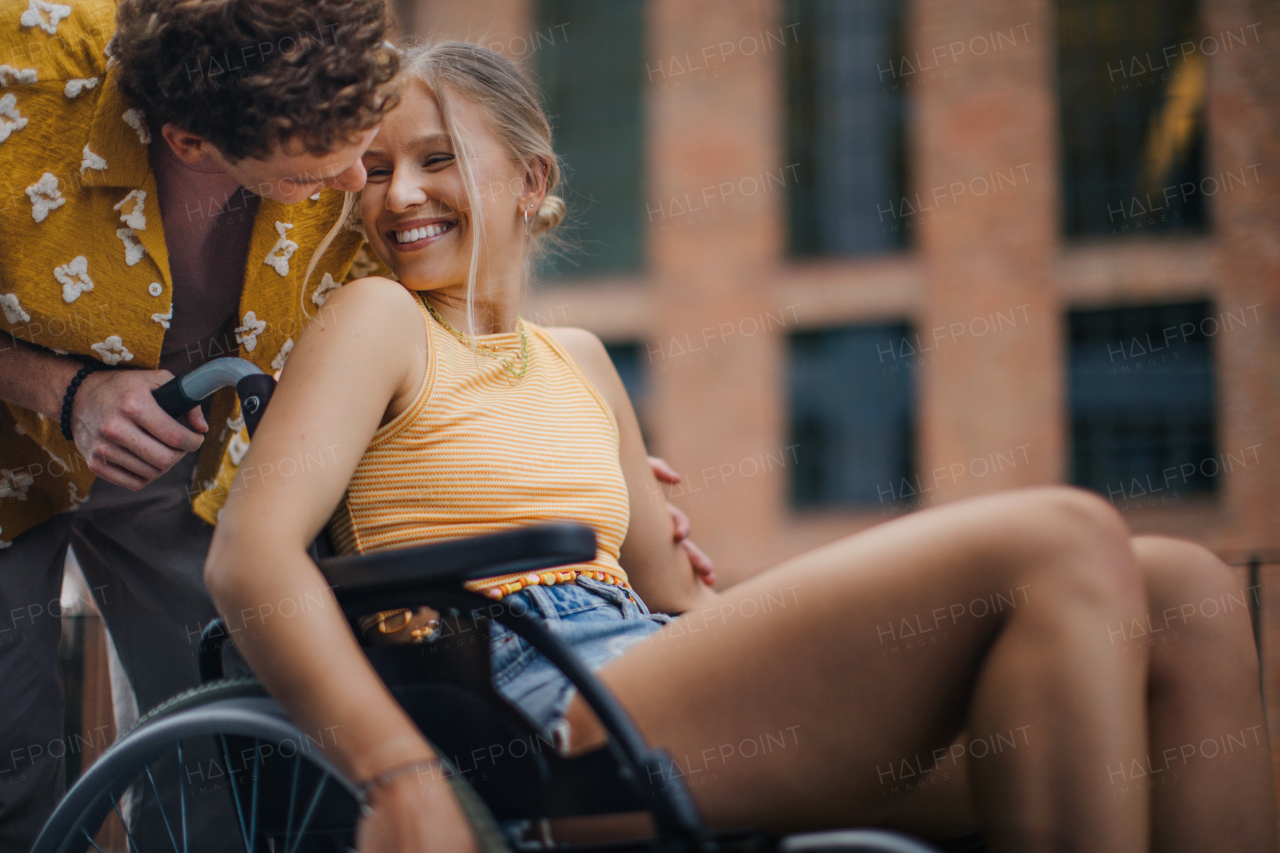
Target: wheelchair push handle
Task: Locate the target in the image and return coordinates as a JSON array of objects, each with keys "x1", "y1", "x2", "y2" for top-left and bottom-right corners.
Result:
[{"x1": 152, "y1": 357, "x2": 277, "y2": 438}]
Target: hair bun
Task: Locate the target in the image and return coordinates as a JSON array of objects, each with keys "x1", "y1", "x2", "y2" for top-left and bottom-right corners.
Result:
[{"x1": 533, "y1": 194, "x2": 565, "y2": 234}]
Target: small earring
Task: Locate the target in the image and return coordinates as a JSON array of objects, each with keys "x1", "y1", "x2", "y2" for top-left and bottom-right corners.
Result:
[{"x1": 523, "y1": 207, "x2": 530, "y2": 235}]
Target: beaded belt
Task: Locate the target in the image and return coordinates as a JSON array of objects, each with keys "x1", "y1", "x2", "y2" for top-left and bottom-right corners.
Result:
[{"x1": 358, "y1": 567, "x2": 632, "y2": 642}]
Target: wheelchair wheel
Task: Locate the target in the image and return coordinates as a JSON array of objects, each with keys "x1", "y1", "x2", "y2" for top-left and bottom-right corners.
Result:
[
  {"x1": 36, "y1": 679, "x2": 508, "y2": 853},
  {"x1": 35, "y1": 680, "x2": 359, "y2": 853}
]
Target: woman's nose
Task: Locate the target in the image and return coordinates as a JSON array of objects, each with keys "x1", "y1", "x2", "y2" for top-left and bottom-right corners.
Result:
[{"x1": 386, "y1": 168, "x2": 430, "y2": 211}]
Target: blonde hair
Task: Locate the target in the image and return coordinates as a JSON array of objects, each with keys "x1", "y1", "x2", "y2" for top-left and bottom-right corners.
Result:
[{"x1": 397, "y1": 40, "x2": 567, "y2": 340}]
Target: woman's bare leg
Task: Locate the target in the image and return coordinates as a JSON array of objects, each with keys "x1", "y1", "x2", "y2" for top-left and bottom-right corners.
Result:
[
  {"x1": 1128, "y1": 536, "x2": 1278, "y2": 852},
  {"x1": 870, "y1": 536, "x2": 1280, "y2": 851},
  {"x1": 562, "y1": 485, "x2": 1150, "y2": 852}
]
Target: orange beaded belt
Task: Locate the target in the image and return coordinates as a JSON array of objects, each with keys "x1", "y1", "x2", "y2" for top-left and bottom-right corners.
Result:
[{"x1": 358, "y1": 567, "x2": 632, "y2": 641}]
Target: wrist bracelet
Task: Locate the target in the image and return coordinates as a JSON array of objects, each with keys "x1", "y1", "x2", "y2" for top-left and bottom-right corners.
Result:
[
  {"x1": 60, "y1": 361, "x2": 102, "y2": 442},
  {"x1": 353, "y1": 757, "x2": 449, "y2": 808}
]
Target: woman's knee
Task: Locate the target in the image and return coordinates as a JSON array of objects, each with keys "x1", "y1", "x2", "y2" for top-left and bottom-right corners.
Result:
[
  {"x1": 1132, "y1": 535, "x2": 1254, "y2": 642},
  {"x1": 978, "y1": 486, "x2": 1142, "y2": 609}
]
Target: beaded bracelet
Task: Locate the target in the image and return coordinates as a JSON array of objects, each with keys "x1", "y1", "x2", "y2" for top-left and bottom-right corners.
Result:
[
  {"x1": 60, "y1": 361, "x2": 102, "y2": 441},
  {"x1": 353, "y1": 757, "x2": 449, "y2": 809}
]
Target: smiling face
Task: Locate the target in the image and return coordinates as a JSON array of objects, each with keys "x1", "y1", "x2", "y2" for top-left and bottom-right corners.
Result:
[{"x1": 358, "y1": 81, "x2": 541, "y2": 303}]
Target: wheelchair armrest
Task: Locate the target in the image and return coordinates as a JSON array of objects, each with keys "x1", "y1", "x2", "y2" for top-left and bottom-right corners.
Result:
[{"x1": 317, "y1": 522, "x2": 596, "y2": 614}]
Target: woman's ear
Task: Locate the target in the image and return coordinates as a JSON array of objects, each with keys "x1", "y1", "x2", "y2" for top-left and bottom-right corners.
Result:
[{"x1": 518, "y1": 155, "x2": 551, "y2": 212}]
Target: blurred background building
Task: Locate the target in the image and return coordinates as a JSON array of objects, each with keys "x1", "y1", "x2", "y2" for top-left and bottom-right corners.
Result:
[
  {"x1": 60, "y1": 0, "x2": 1280, "y2": 813},
  {"x1": 390, "y1": 0, "x2": 1280, "y2": 787}
]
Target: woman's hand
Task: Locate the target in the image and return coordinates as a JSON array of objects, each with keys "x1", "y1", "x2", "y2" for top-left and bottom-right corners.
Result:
[
  {"x1": 648, "y1": 455, "x2": 716, "y2": 586},
  {"x1": 356, "y1": 773, "x2": 480, "y2": 853}
]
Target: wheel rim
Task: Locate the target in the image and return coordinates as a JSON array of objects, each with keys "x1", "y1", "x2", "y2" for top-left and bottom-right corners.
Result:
[{"x1": 37, "y1": 699, "x2": 359, "y2": 853}]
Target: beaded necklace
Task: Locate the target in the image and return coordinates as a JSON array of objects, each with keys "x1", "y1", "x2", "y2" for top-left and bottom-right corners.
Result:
[{"x1": 418, "y1": 291, "x2": 528, "y2": 379}]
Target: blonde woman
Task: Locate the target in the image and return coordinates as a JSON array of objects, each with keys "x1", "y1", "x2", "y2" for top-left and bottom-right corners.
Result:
[{"x1": 205, "y1": 42, "x2": 1278, "y2": 853}]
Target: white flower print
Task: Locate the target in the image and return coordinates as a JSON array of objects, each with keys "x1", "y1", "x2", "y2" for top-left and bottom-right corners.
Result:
[
  {"x1": 63, "y1": 77, "x2": 97, "y2": 98},
  {"x1": 0, "y1": 467, "x2": 34, "y2": 501},
  {"x1": 68, "y1": 481, "x2": 88, "y2": 506},
  {"x1": 19, "y1": 0, "x2": 70, "y2": 35},
  {"x1": 54, "y1": 256, "x2": 93, "y2": 303},
  {"x1": 0, "y1": 93, "x2": 28, "y2": 143},
  {"x1": 90, "y1": 335, "x2": 133, "y2": 365},
  {"x1": 219, "y1": 413, "x2": 246, "y2": 443},
  {"x1": 309, "y1": 191, "x2": 322, "y2": 201},
  {"x1": 116, "y1": 227, "x2": 146, "y2": 266},
  {"x1": 263, "y1": 221, "x2": 297, "y2": 276},
  {"x1": 122, "y1": 108, "x2": 150, "y2": 144},
  {"x1": 13, "y1": 423, "x2": 24, "y2": 436},
  {"x1": 227, "y1": 432, "x2": 251, "y2": 466},
  {"x1": 0, "y1": 293, "x2": 29, "y2": 324},
  {"x1": 151, "y1": 306, "x2": 172, "y2": 329},
  {"x1": 113, "y1": 189, "x2": 146, "y2": 230},
  {"x1": 271, "y1": 338, "x2": 294, "y2": 373},
  {"x1": 311, "y1": 272, "x2": 340, "y2": 306},
  {"x1": 25, "y1": 172, "x2": 63, "y2": 222},
  {"x1": 0, "y1": 66, "x2": 37, "y2": 86},
  {"x1": 235, "y1": 311, "x2": 267, "y2": 352},
  {"x1": 81, "y1": 143, "x2": 107, "y2": 174}
]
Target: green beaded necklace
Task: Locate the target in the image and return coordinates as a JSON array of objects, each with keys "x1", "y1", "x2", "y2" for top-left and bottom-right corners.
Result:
[{"x1": 418, "y1": 292, "x2": 529, "y2": 379}]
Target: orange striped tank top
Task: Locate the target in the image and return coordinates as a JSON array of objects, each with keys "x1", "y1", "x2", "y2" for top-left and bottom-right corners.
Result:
[{"x1": 327, "y1": 296, "x2": 632, "y2": 598}]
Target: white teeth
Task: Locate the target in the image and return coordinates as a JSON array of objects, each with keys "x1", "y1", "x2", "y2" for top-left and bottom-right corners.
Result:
[{"x1": 394, "y1": 222, "x2": 452, "y2": 243}]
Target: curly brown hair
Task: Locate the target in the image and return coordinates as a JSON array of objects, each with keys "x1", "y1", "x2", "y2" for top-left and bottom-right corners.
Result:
[{"x1": 110, "y1": 0, "x2": 401, "y2": 161}]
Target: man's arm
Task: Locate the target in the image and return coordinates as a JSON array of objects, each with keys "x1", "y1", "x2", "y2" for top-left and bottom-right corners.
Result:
[
  {"x1": 0, "y1": 329, "x2": 207, "y2": 490},
  {"x1": 0, "y1": 331, "x2": 82, "y2": 419}
]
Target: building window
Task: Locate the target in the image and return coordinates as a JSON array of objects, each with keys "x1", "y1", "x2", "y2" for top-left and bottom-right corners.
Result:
[
  {"x1": 535, "y1": 0, "x2": 645, "y2": 278},
  {"x1": 787, "y1": 323, "x2": 915, "y2": 508},
  {"x1": 1057, "y1": 0, "x2": 1207, "y2": 238},
  {"x1": 1068, "y1": 302, "x2": 1218, "y2": 505},
  {"x1": 605, "y1": 341, "x2": 652, "y2": 447},
  {"x1": 784, "y1": 0, "x2": 907, "y2": 257}
]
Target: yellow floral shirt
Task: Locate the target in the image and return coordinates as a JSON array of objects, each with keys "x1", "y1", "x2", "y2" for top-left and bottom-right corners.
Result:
[{"x1": 0, "y1": 0, "x2": 376, "y2": 545}]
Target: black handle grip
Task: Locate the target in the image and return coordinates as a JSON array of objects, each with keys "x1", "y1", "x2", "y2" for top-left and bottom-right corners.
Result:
[{"x1": 151, "y1": 376, "x2": 197, "y2": 418}]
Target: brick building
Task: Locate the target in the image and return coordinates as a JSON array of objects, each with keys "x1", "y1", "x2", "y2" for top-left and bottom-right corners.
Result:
[{"x1": 401, "y1": 0, "x2": 1280, "y2": 790}]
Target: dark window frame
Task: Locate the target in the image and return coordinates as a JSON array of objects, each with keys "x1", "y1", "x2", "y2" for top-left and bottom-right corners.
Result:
[{"x1": 787, "y1": 322, "x2": 917, "y2": 510}]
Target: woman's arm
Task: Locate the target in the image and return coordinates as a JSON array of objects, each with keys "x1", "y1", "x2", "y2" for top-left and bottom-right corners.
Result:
[
  {"x1": 204, "y1": 278, "x2": 475, "y2": 852},
  {"x1": 545, "y1": 327, "x2": 719, "y2": 615}
]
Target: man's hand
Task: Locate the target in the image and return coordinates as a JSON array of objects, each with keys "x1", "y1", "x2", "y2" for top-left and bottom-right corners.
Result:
[
  {"x1": 647, "y1": 455, "x2": 716, "y2": 586},
  {"x1": 71, "y1": 369, "x2": 208, "y2": 490}
]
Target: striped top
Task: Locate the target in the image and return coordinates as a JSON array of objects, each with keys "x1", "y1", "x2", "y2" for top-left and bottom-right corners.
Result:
[{"x1": 327, "y1": 296, "x2": 632, "y2": 595}]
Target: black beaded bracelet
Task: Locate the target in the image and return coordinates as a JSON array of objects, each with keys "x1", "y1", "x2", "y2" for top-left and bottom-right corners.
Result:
[{"x1": 60, "y1": 362, "x2": 102, "y2": 441}]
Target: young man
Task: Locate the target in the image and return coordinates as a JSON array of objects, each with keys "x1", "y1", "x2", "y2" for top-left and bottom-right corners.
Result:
[{"x1": 0, "y1": 0, "x2": 399, "y2": 843}]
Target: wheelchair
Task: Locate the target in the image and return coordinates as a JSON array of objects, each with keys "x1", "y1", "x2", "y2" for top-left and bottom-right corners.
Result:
[{"x1": 33, "y1": 358, "x2": 982, "y2": 853}]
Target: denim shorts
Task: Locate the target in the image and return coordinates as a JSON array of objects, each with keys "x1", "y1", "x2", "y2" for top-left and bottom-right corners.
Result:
[{"x1": 489, "y1": 576, "x2": 673, "y2": 741}]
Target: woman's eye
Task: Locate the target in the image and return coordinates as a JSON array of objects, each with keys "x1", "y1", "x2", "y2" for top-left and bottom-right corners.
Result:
[
  {"x1": 365, "y1": 167, "x2": 392, "y2": 180},
  {"x1": 424, "y1": 154, "x2": 454, "y2": 169}
]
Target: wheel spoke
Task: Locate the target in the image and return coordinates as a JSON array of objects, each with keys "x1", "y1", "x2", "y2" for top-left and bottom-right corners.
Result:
[
  {"x1": 143, "y1": 761, "x2": 182, "y2": 852},
  {"x1": 176, "y1": 740, "x2": 188, "y2": 853},
  {"x1": 283, "y1": 750, "x2": 301, "y2": 852},
  {"x1": 81, "y1": 827, "x2": 109, "y2": 853},
  {"x1": 248, "y1": 738, "x2": 261, "y2": 849},
  {"x1": 219, "y1": 735, "x2": 254, "y2": 852},
  {"x1": 284, "y1": 772, "x2": 328, "y2": 853},
  {"x1": 109, "y1": 791, "x2": 140, "y2": 853}
]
